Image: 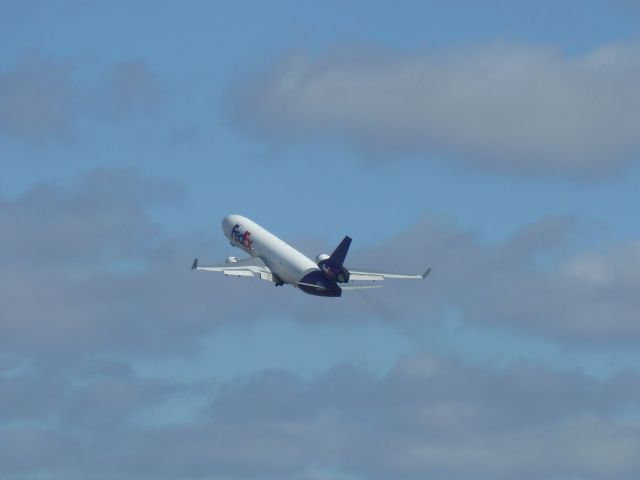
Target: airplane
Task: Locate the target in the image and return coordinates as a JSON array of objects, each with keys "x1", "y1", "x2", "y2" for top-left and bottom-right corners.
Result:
[{"x1": 191, "y1": 214, "x2": 431, "y2": 297}]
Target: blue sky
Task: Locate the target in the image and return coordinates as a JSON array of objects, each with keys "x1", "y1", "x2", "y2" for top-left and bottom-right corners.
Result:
[{"x1": 2, "y1": 1, "x2": 640, "y2": 479}]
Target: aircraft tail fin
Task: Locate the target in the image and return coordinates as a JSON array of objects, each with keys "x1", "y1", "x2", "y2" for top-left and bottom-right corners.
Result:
[
  {"x1": 329, "y1": 236, "x2": 352, "y2": 267},
  {"x1": 317, "y1": 235, "x2": 352, "y2": 283}
]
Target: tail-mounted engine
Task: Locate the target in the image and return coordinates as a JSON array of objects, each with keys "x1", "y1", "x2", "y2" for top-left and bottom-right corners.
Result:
[
  {"x1": 316, "y1": 236, "x2": 353, "y2": 283},
  {"x1": 317, "y1": 257, "x2": 350, "y2": 283}
]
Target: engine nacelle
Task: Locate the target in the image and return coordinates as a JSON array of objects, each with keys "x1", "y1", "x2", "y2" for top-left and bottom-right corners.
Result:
[
  {"x1": 317, "y1": 257, "x2": 350, "y2": 283},
  {"x1": 316, "y1": 253, "x2": 330, "y2": 264},
  {"x1": 226, "y1": 256, "x2": 239, "y2": 263}
]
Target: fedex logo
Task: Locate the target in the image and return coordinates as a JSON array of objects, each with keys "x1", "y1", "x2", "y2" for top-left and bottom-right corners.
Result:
[{"x1": 231, "y1": 224, "x2": 254, "y2": 250}]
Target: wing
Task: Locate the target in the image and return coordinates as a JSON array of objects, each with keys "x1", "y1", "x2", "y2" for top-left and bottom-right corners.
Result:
[
  {"x1": 348, "y1": 267, "x2": 431, "y2": 282},
  {"x1": 191, "y1": 257, "x2": 275, "y2": 282}
]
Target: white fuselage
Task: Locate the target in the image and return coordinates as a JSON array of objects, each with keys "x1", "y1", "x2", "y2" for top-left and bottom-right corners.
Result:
[{"x1": 221, "y1": 214, "x2": 318, "y2": 285}]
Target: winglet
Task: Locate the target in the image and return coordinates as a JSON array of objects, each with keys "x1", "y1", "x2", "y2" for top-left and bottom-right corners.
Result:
[
  {"x1": 421, "y1": 267, "x2": 432, "y2": 279},
  {"x1": 191, "y1": 258, "x2": 198, "y2": 271}
]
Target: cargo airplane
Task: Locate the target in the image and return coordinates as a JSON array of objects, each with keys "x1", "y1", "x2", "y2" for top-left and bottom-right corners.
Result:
[{"x1": 192, "y1": 214, "x2": 431, "y2": 297}]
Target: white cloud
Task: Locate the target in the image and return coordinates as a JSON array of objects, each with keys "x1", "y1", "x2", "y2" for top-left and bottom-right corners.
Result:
[
  {"x1": 330, "y1": 214, "x2": 640, "y2": 344},
  {"x1": 2, "y1": 171, "x2": 636, "y2": 356},
  {"x1": 4, "y1": 354, "x2": 639, "y2": 480},
  {"x1": 1, "y1": 170, "x2": 640, "y2": 479},
  {"x1": 0, "y1": 169, "x2": 263, "y2": 357},
  {"x1": 233, "y1": 40, "x2": 640, "y2": 177}
]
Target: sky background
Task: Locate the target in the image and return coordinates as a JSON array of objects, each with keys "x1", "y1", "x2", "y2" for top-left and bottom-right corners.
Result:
[{"x1": 2, "y1": 1, "x2": 640, "y2": 479}]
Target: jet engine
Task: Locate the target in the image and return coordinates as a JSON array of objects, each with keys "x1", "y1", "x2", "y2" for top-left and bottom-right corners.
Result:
[
  {"x1": 226, "y1": 256, "x2": 239, "y2": 263},
  {"x1": 316, "y1": 253, "x2": 330, "y2": 264}
]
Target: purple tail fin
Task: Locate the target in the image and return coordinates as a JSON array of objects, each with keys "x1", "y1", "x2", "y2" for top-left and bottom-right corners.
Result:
[
  {"x1": 330, "y1": 236, "x2": 352, "y2": 267},
  {"x1": 317, "y1": 235, "x2": 352, "y2": 284}
]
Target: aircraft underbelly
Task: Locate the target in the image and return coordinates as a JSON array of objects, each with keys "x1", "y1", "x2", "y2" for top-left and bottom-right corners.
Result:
[{"x1": 252, "y1": 238, "x2": 316, "y2": 285}]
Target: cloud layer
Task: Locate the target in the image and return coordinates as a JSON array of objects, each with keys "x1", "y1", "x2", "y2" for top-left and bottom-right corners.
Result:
[
  {"x1": 0, "y1": 169, "x2": 262, "y2": 358},
  {"x1": 345, "y1": 215, "x2": 640, "y2": 344},
  {"x1": 2, "y1": 170, "x2": 640, "y2": 479},
  {"x1": 0, "y1": 52, "x2": 164, "y2": 144},
  {"x1": 2, "y1": 353, "x2": 640, "y2": 480},
  {"x1": 233, "y1": 41, "x2": 640, "y2": 177},
  {"x1": 1, "y1": 170, "x2": 638, "y2": 360}
]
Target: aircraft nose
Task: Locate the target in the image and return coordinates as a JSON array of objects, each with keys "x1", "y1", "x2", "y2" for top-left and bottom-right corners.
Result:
[
  {"x1": 221, "y1": 214, "x2": 245, "y2": 236},
  {"x1": 221, "y1": 216, "x2": 234, "y2": 235}
]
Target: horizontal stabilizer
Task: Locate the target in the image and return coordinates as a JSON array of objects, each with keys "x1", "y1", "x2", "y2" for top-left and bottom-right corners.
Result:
[
  {"x1": 297, "y1": 281, "x2": 328, "y2": 291},
  {"x1": 340, "y1": 285, "x2": 383, "y2": 290}
]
